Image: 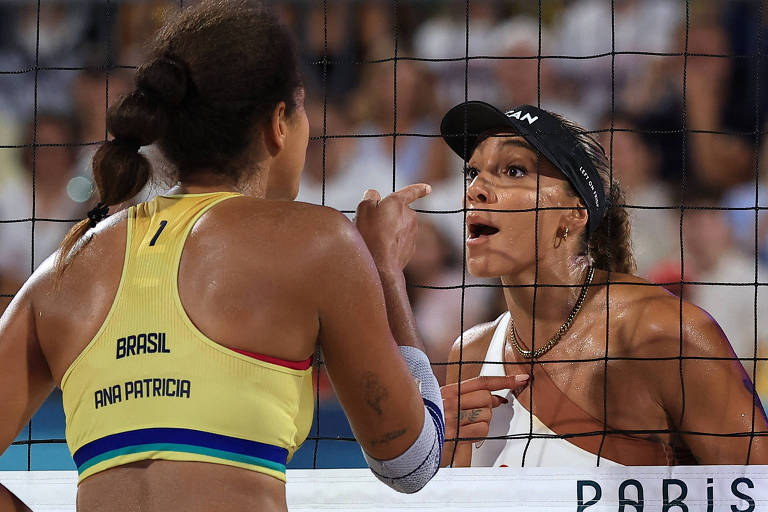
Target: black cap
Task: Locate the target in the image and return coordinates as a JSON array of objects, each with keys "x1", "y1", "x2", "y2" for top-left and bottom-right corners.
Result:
[{"x1": 440, "y1": 101, "x2": 607, "y2": 235}]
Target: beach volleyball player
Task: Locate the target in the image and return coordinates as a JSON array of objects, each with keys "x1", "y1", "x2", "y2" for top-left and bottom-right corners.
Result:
[
  {"x1": 0, "y1": 2, "x2": 477, "y2": 510},
  {"x1": 439, "y1": 101, "x2": 768, "y2": 466}
]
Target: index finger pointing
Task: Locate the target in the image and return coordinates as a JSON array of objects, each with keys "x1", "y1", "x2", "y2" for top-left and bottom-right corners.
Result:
[
  {"x1": 362, "y1": 189, "x2": 381, "y2": 203},
  {"x1": 392, "y1": 183, "x2": 432, "y2": 205},
  {"x1": 453, "y1": 375, "x2": 529, "y2": 395}
]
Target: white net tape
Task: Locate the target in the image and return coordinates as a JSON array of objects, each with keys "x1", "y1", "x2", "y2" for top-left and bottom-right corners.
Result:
[{"x1": 3, "y1": 466, "x2": 768, "y2": 511}]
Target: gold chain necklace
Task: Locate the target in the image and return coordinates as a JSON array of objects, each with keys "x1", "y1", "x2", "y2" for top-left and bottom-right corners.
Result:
[{"x1": 507, "y1": 266, "x2": 595, "y2": 359}]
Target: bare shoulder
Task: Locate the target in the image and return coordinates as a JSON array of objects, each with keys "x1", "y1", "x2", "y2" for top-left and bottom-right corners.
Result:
[
  {"x1": 446, "y1": 314, "x2": 505, "y2": 384},
  {"x1": 449, "y1": 318, "x2": 500, "y2": 360},
  {"x1": 213, "y1": 197, "x2": 358, "y2": 248},
  {"x1": 27, "y1": 209, "x2": 130, "y2": 318},
  {"x1": 227, "y1": 196, "x2": 348, "y2": 223},
  {"x1": 606, "y1": 272, "x2": 732, "y2": 359}
]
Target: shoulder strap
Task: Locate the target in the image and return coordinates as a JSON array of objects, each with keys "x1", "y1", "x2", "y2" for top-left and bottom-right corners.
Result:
[
  {"x1": 478, "y1": 312, "x2": 510, "y2": 378},
  {"x1": 123, "y1": 192, "x2": 241, "y2": 303}
]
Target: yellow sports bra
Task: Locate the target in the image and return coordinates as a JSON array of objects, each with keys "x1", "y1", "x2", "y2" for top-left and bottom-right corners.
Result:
[{"x1": 61, "y1": 192, "x2": 314, "y2": 483}]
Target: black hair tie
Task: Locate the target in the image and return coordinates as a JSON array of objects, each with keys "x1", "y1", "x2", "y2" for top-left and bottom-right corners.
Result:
[
  {"x1": 112, "y1": 138, "x2": 141, "y2": 153},
  {"x1": 87, "y1": 202, "x2": 110, "y2": 228}
]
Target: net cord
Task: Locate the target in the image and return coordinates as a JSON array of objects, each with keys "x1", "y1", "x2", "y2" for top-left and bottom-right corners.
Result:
[
  {"x1": 675, "y1": 0, "x2": 691, "y2": 461},
  {"x1": 448, "y1": 0, "x2": 471, "y2": 468},
  {"x1": 748, "y1": 0, "x2": 765, "y2": 464},
  {"x1": 519, "y1": 0, "x2": 544, "y2": 468},
  {"x1": 595, "y1": 0, "x2": 616, "y2": 467}
]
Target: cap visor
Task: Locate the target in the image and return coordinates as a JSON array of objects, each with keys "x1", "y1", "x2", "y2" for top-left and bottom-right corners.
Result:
[{"x1": 440, "y1": 101, "x2": 517, "y2": 160}]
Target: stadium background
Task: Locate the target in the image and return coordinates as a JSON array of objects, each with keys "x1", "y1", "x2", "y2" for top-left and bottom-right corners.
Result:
[{"x1": 0, "y1": 0, "x2": 765, "y2": 471}]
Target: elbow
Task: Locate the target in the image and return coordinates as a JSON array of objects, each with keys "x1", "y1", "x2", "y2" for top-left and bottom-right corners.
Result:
[
  {"x1": 367, "y1": 442, "x2": 442, "y2": 494},
  {"x1": 363, "y1": 405, "x2": 444, "y2": 493}
]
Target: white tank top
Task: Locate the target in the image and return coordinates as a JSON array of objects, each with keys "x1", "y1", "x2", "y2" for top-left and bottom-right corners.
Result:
[{"x1": 470, "y1": 312, "x2": 622, "y2": 467}]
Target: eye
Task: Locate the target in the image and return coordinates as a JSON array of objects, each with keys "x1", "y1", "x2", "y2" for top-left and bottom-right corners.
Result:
[
  {"x1": 505, "y1": 166, "x2": 527, "y2": 178},
  {"x1": 463, "y1": 166, "x2": 480, "y2": 182}
]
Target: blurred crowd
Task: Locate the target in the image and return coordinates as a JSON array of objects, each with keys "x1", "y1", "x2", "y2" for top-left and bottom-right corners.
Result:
[{"x1": 0, "y1": 0, "x2": 766, "y2": 394}]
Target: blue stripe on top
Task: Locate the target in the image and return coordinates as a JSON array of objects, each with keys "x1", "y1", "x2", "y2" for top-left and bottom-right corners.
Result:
[{"x1": 73, "y1": 428, "x2": 288, "y2": 469}]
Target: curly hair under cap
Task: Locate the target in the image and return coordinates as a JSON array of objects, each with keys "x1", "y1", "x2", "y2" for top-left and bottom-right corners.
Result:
[{"x1": 549, "y1": 112, "x2": 636, "y2": 274}]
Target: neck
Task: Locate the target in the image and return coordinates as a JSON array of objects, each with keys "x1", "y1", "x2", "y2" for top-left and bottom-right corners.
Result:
[
  {"x1": 168, "y1": 166, "x2": 266, "y2": 198},
  {"x1": 501, "y1": 253, "x2": 592, "y2": 345}
]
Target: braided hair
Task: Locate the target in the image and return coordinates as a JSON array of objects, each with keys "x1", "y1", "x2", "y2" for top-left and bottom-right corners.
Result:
[{"x1": 57, "y1": 0, "x2": 302, "y2": 272}]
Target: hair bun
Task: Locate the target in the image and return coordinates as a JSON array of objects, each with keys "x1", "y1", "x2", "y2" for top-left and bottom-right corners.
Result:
[{"x1": 135, "y1": 55, "x2": 189, "y2": 107}]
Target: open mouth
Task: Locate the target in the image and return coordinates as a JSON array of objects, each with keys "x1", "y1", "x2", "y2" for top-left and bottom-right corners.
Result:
[{"x1": 468, "y1": 222, "x2": 500, "y2": 239}]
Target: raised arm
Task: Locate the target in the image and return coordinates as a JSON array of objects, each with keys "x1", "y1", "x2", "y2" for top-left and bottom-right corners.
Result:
[
  {"x1": 657, "y1": 304, "x2": 768, "y2": 464},
  {"x1": 0, "y1": 282, "x2": 55, "y2": 511},
  {"x1": 353, "y1": 185, "x2": 428, "y2": 354},
  {"x1": 315, "y1": 184, "x2": 443, "y2": 493}
]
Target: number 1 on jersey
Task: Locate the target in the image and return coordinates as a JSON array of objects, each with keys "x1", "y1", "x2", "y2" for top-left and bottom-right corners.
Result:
[{"x1": 149, "y1": 220, "x2": 168, "y2": 246}]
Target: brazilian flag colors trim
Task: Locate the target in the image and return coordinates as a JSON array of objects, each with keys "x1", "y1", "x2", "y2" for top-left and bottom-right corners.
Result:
[{"x1": 73, "y1": 427, "x2": 288, "y2": 476}]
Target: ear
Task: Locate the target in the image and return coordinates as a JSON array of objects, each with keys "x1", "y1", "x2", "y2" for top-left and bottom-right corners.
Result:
[
  {"x1": 263, "y1": 101, "x2": 288, "y2": 157},
  {"x1": 563, "y1": 196, "x2": 589, "y2": 234}
]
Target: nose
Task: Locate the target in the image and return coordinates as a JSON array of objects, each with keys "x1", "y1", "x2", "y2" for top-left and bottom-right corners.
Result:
[{"x1": 466, "y1": 175, "x2": 495, "y2": 205}]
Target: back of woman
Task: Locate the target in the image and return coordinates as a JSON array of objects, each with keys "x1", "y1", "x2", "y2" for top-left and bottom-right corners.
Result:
[
  {"x1": 0, "y1": 2, "x2": 453, "y2": 510},
  {"x1": 32, "y1": 197, "x2": 330, "y2": 510}
]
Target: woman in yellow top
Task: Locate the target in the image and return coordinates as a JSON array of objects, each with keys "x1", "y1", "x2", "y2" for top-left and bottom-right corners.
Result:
[{"x1": 0, "y1": 2, "x2": 525, "y2": 511}]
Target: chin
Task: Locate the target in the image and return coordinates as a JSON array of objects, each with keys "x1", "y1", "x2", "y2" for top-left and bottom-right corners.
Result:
[
  {"x1": 466, "y1": 258, "x2": 506, "y2": 279},
  {"x1": 467, "y1": 251, "x2": 530, "y2": 279}
]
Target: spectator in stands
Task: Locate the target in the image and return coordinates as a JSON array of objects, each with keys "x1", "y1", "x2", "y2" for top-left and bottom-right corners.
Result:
[
  {"x1": 0, "y1": 4, "x2": 93, "y2": 123},
  {"x1": 552, "y1": 0, "x2": 680, "y2": 125},
  {"x1": 342, "y1": 52, "x2": 447, "y2": 208},
  {"x1": 294, "y1": 95, "x2": 356, "y2": 209},
  {"x1": 598, "y1": 110, "x2": 678, "y2": 276},
  {"x1": 0, "y1": 112, "x2": 89, "y2": 296},
  {"x1": 412, "y1": 2, "x2": 502, "y2": 105},
  {"x1": 116, "y1": 1, "x2": 180, "y2": 65},
  {"x1": 493, "y1": 16, "x2": 591, "y2": 128},
  {"x1": 722, "y1": 127, "x2": 768, "y2": 268},
  {"x1": 623, "y1": 13, "x2": 756, "y2": 194},
  {"x1": 294, "y1": 2, "x2": 359, "y2": 101},
  {"x1": 70, "y1": 68, "x2": 133, "y2": 176}
]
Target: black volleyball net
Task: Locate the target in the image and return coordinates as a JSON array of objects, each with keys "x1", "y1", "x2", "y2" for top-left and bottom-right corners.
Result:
[{"x1": 0, "y1": 0, "x2": 766, "y2": 475}]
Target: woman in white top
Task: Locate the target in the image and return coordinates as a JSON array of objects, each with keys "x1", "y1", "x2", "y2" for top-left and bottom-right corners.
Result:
[{"x1": 438, "y1": 101, "x2": 767, "y2": 466}]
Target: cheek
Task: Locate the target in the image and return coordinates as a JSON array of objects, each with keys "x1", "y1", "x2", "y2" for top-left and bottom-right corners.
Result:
[
  {"x1": 498, "y1": 182, "x2": 563, "y2": 207},
  {"x1": 540, "y1": 186, "x2": 575, "y2": 223},
  {"x1": 496, "y1": 187, "x2": 560, "y2": 224},
  {"x1": 495, "y1": 189, "x2": 564, "y2": 242},
  {"x1": 497, "y1": 187, "x2": 536, "y2": 209},
  {"x1": 540, "y1": 184, "x2": 569, "y2": 205},
  {"x1": 493, "y1": 191, "x2": 538, "y2": 243}
]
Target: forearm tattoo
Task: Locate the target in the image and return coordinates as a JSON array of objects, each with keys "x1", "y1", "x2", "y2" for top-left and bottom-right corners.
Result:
[
  {"x1": 363, "y1": 371, "x2": 389, "y2": 416},
  {"x1": 370, "y1": 428, "x2": 408, "y2": 447}
]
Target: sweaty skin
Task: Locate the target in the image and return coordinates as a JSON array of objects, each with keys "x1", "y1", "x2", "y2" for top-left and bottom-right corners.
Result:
[
  {"x1": 441, "y1": 134, "x2": 768, "y2": 467},
  {"x1": 0, "y1": 171, "x2": 432, "y2": 511}
]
